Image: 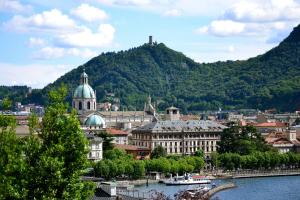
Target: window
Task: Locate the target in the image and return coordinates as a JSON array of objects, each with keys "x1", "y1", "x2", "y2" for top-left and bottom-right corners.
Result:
[
  {"x1": 87, "y1": 101, "x2": 91, "y2": 110},
  {"x1": 79, "y1": 101, "x2": 82, "y2": 110}
]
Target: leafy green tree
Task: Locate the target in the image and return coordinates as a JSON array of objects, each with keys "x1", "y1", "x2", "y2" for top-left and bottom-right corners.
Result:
[
  {"x1": 132, "y1": 161, "x2": 145, "y2": 179},
  {"x1": 194, "y1": 149, "x2": 204, "y2": 158},
  {"x1": 95, "y1": 161, "x2": 110, "y2": 178},
  {"x1": 28, "y1": 113, "x2": 39, "y2": 135},
  {"x1": 150, "y1": 145, "x2": 167, "y2": 159},
  {"x1": 0, "y1": 116, "x2": 27, "y2": 199},
  {"x1": 218, "y1": 125, "x2": 271, "y2": 155},
  {"x1": 1, "y1": 97, "x2": 12, "y2": 111},
  {"x1": 96, "y1": 130, "x2": 114, "y2": 152},
  {"x1": 26, "y1": 86, "x2": 95, "y2": 199}
]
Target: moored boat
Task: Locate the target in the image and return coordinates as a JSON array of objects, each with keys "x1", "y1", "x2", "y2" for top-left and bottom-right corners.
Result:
[{"x1": 164, "y1": 174, "x2": 211, "y2": 185}]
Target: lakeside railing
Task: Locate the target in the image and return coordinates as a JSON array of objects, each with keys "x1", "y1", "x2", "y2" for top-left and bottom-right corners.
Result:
[
  {"x1": 220, "y1": 168, "x2": 300, "y2": 178},
  {"x1": 117, "y1": 188, "x2": 151, "y2": 199}
]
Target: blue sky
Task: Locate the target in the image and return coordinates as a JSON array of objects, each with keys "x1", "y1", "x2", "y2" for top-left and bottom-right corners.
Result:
[{"x1": 1, "y1": 0, "x2": 300, "y2": 88}]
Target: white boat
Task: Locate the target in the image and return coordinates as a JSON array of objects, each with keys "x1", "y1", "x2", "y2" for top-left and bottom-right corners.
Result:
[
  {"x1": 164, "y1": 174, "x2": 211, "y2": 185},
  {"x1": 186, "y1": 185, "x2": 210, "y2": 195}
]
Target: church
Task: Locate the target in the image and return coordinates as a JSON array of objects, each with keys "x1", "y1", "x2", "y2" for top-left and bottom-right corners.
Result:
[
  {"x1": 72, "y1": 70, "x2": 105, "y2": 161},
  {"x1": 71, "y1": 70, "x2": 154, "y2": 161}
]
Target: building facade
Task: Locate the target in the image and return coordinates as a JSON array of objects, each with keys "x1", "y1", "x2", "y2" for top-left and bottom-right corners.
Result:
[{"x1": 132, "y1": 107, "x2": 227, "y2": 157}]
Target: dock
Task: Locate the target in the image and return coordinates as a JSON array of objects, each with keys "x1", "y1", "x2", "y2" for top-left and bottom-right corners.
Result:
[{"x1": 204, "y1": 182, "x2": 237, "y2": 199}]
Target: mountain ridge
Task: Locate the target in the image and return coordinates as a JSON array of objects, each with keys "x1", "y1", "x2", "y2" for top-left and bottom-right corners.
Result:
[{"x1": 4, "y1": 24, "x2": 300, "y2": 112}]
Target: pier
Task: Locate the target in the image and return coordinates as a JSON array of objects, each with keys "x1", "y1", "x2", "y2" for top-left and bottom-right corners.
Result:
[{"x1": 204, "y1": 182, "x2": 237, "y2": 199}]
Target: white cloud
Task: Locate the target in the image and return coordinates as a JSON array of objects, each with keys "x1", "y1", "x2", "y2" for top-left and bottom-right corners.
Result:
[
  {"x1": 187, "y1": 42, "x2": 274, "y2": 63},
  {"x1": 33, "y1": 47, "x2": 98, "y2": 59},
  {"x1": 163, "y1": 9, "x2": 182, "y2": 17},
  {"x1": 28, "y1": 37, "x2": 46, "y2": 47},
  {"x1": 5, "y1": 9, "x2": 78, "y2": 33},
  {"x1": 224, "y1": 0, "x2": 300, "y2": 22},
  {"x1": 0, "y1": 62, "x2": 75, "y2": 88},
  {"x1": 56, "y1": 24, "x2": 115, "y2": 48},
  {"x1": 71, "y1": 3, "x2": 108, "y2": 22},
  {"x1": 196, "y1": 20, "x2": 246, "y2": 37},
  {"x1": 97, "y1": 0, "x2": 238, "y2": 16},
  {"x1": 98, "y1": 0, "x2": 151, "y2": 7},
  {"x1": 195, "y1": 0, "x2": 300, "y2": 40},
  {"x1": 0, "y1": 0, "x2": 32, "y2": 13},
  {"x1": 4, "y1": 8, "x2": 115, "y2": 59}
]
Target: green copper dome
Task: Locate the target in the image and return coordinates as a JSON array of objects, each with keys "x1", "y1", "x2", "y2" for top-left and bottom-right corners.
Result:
[
  {"x1": 85, "y1": 114, "x2": 105, "y2": 126},
  {"x1": 73, "y1": 70, "x2": 96, "y2": 99},
  {"x1": 73, "y1": 84, "x2": 95, "y2": 99}
]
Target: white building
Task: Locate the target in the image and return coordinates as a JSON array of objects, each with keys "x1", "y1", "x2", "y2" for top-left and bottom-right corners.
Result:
[{"x1": 132, "y1": 107, "x2": 227, "y2": 157}]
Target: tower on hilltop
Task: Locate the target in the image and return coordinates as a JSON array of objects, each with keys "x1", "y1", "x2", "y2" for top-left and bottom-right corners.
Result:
[{"x1": 149, "y1": 35, "x2": 153, "y2": 45}]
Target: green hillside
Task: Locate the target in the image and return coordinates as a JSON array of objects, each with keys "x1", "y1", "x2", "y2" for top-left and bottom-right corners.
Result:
[{"x1": 9, "y1": 24, "x2": 300, "y2": 112}]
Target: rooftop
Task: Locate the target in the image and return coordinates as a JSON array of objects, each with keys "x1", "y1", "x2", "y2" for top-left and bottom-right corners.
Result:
[{"x1": 133, "y1": 120, "x2": 227, "y2": 133}]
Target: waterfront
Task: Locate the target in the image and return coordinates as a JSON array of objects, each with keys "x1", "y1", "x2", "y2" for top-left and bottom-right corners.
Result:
[{"x1": 135, "y1": 175, "x2": 300, "y2": 200}]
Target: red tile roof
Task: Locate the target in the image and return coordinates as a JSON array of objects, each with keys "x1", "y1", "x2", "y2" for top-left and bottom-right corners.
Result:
[
  {"x1": 106, "y1": 128, "x2": 128, "y2": 136},
  {"x1": 115, "y1": 144, "x2": 150, "y2": 151},
  {"x1": 254, "y1": 122, "x2": 287, "y2": 127}
]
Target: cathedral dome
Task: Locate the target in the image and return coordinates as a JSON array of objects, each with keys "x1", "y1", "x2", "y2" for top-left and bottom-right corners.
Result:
[
  {"x1": 73, "y1": 70, "x2": 96, "y2": 99},
  {"x1": 73, "y1": 84, "x2": 95, "y2": 99},
  {"x1": 85, "y1": 114, "x2": 105, "y2": 126}
]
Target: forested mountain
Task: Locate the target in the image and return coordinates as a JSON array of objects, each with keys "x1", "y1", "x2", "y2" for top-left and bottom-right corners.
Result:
[{"x1": 5, "y1": 24, "x2": 300, "y2": 112}]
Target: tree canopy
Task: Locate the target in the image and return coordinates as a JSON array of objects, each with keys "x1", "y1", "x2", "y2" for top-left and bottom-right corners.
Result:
[
  {"x1": 0, "y1": 86, "x2": 95, "y2": 199},
  {"x1": 217, "y1": 125, "x2": 272, "y2": 155}
]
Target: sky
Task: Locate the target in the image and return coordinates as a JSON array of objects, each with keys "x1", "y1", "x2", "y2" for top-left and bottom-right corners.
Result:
[{"x1": 1, "y1": 0, "x2": 300, "y2": 88}]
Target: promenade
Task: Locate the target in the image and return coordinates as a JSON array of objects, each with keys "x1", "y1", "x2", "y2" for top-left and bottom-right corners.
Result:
[{"x1": 218, "y1": 169, "x2": 300, "y2": 179}]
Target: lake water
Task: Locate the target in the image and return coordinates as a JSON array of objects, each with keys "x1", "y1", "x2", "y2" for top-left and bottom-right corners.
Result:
[{"x1": 135, "y1": 176, "x2": 300, "y2": 200}]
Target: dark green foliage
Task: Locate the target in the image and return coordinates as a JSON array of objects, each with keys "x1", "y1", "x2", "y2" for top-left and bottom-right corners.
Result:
[
  {"x1": 218, "y1": 125, "x2": 272, "y2": 155},
  {"x1": 1, "y1": 97, "x2": 12, "y2": 110},
  {"x1": 194, "y1": 149, "x2": 204, "y2": 158},
  {"x1": 94, "y1": 148, "x2": 205, "y2": 180},
  {"x1": 0, "y1": 86, "x2": 96, "y2": 199},
  {"x1": 0, "y1": 86, "x2": 33, "y2": 108},
  {"x1": 150, "y1": 145, "x2": 167, "y2": 159},
  {"x1": 96, "y1": 131, "x2": 114, "y2": 152},
  {"x1": 218, "y1": 151, "x2": 300, "y2": 170}
]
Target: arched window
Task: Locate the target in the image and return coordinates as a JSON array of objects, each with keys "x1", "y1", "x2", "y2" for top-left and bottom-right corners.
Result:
[
  {"x1": 79, "y1": 101, "x2": 82, "y2": 110},
  {"x1": 87, "y1": 101, "x2": 91, "y2": 110}
]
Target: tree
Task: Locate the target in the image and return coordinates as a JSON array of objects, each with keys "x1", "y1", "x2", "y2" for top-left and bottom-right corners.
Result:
[
  {"x1": 28, "y1": 113, "x2": 39, "y2": 135},
  {"x1": 218, "y1": 125, "x2": 271, "y2": 155},
  {"x1": 194, "y1": 149, "x2": 204, "y2": 158},
  {"x1": 94, "y1": 161, "x2": 110, "y2": 178},
  {"x1": 132, "y1": 161, "x2": 145, "y2": 179},
  {"x1": 1, "y1": 97, "x2": 12, "y2": 111},
  {"x1": 0, "y1": 115, "x2": 27, "y2": 199},
  {"x1": 96, "y1": 130, "x2": 114, "y2": 152},
  {"x1": 150, "y1": 145, "x2": 167, "y2": 159},
  {"x1": 26, "y1": 85, "x2": 96, "y2": 199}
]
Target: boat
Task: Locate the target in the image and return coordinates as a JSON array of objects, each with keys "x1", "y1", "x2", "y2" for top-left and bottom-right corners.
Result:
[
  {"x1": 164, "y1": 174, "x2": 211, "y2": 185},
  {"x1": 187, "y1": 185, "x2": 210, "y2": 193}
]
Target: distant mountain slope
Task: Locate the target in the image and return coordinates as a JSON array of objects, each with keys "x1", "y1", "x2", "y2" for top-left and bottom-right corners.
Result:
[{"x1": 19, "y1": 24, "x2": 300, "y2": 112}]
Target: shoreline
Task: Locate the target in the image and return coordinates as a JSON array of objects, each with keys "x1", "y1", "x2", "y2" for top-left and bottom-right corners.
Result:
[{"x1": 115, "y1": 170, "x2": 300, "y2": 187}]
